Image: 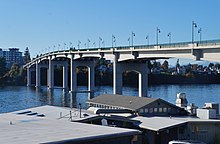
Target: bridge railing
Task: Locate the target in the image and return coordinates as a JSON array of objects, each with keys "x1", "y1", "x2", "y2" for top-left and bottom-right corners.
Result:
[{"x1": 197, "y1": 39, "x2": 220, "y2": 46}]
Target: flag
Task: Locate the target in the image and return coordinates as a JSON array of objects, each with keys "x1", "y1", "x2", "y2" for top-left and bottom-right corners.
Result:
[
  {"x1": 128, "y1": 37, "x2": 130, "y2": 41},
  {"x1": 99, "y1": 37, "x2": 102, "y2": 41},
  {"x1": 167, "y1": 32, "x2": 171, "y2": 37}
]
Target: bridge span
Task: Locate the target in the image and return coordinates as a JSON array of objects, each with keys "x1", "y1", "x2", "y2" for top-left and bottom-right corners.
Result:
[{"x1": 24, "y1": 39, "x2": 220, "y2": 97}]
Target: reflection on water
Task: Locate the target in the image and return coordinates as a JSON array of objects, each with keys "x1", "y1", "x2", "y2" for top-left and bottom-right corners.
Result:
[{"x1": 1, "y1": 84, "x2": 220, "y2": 113}]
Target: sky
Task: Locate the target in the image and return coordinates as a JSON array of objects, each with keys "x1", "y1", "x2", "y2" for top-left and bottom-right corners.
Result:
[{"x1": 0, "y1": 0, "x2": 220, "y2": 65}]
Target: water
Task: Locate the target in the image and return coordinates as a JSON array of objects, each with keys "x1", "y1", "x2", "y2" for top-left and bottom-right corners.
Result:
[{"x1": 0, "y1": 84, "x2": 220, "y2": 113}]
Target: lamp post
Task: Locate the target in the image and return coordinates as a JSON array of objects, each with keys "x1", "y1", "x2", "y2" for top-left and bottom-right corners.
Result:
[
  {"x1": 79, "y1": 103, "x2": 81, "y2": 118},
  {"x1": 198, "y1": 28, "x2": 202, "y2": 43},
  {"x1": 58, "y1": 44, "x2": 60, "y2": 51},
  {"x1": 192, "y1": 21, "x2": 197, "y2": 44},
  {"x1": 88, "y1": 39, "x2": 90, "y2": 49},
  {"x1": 53, "y1": 45, "x2": 55, "y2": 52},
  {"x1": 128, "y1": 37, "x2": 130, "y2": 46},
  {"x1": 156, "y1": 27, "x2": 160, "y2": 46},
  {"x1": 77, "y1": 41, "x2": 81, "y2": 50},
  {"x1": 112, "y1": 35, "x2": 116, "y2": 48},
  {"x1": 146, "y1": 35, "x2": 149, "y2": 46},
  {"x1": 131, "y1": 32, "x2": 135, "y2": 47},
  {"x1": 167, "y1": 32, "x2": 171, "y2": 44},
  {"x1": 93, "y1": 42, "x2": 96, "y2": 48},
  {"x1": 69, "y1": 42, "x2": 72, "y2": 49},
  {"x1": 102, "y1": 40, "x2": 105, "y2": 47},
  {"x1": 99, "y1": 37, "x2": 102, "y2": 48},
  {"x1": 63, "y1": 43, "x2": 66, "y2": 50}
]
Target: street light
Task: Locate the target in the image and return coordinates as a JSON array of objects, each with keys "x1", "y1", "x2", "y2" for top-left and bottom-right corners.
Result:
[
  {"x1": 78, "y1": 41, "x2": 81, "y2": 50},
  {"x1": 156, "y1": 27, "x2": 160, "y2": 46},
  {"x1": 69, "y1": 42, "x2": 72, "y2": 49},
  {"x1": 167, "y1": 32, "x2": 171, "y2": 44},
  {"x1": 99, "y1": 37, "x2": 102, "y2": 48},
  {"x1": 53, "y1": 45, "x2": 55, "y2": 52},
  {"x1": 146, "y1": 35, "x2": 149, "y2": 46},
  {"x1": 198, "y1": 28, "x2": 202, "y2": 43},
  {"x1": 58, "y1": 44, "x2": 60, "y2": 51},
  {"x1": 112, "y1": 35, "x2": 116, "y2": 48},
  {"x1": 192, "y1": 21, "x2": 197, "y2": 44},
  {"x1": 128, "y1": 37, "x2": 130, "y2": 46},
  {"x1": 93, "y1": 42, "x2": 96, "y2": 48},
  {"x1": 88, "y1": 39, "x2": 90, "y2": 49},
  {"x1": 102, "y1": 40, "x2": 105, "y2": 47},
  {"x1": 131, "y1": 32, "x2": 135, "y2": 47},
  {"x1": 63, "y1": 43, "x2": 66, "y2": 50}
]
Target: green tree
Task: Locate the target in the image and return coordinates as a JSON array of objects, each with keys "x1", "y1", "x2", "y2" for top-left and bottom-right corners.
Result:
[
  {"x1": 8, "y1": 63, "x2": 21, "y2": 78},
  {"x1": 161, "y1": 60, "x2": 169, "y2": 70},
  {"x1": 0, "y1": 57, "x2": 7, "y2": 77},
  {"x1": 24, "y1": 47, "x2": 31, "y2": 63}
]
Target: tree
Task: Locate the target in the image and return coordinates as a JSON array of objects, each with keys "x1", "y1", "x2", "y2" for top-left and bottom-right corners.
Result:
[
  {"x1": 0, "y1": 57, "x2": 7, "y2": 77},
  {"x1": 161, "y1": 60, "x2": 169, "y2": 70},
  {"x1": 24, "y1": 47, "x2": 31, "y2": 63}
]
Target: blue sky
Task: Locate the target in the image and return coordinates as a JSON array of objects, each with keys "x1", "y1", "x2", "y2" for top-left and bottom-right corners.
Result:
[{"x1": 0, "y1": 0, "x2": 220, "y2": 65}]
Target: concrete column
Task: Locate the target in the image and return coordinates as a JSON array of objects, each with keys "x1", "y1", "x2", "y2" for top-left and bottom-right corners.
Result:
[
  {"x1": 113, "y1": 53, "x2": 122, "y2": 95},
  {"x1": 35, "y1": 61, "x2": 41, "y2": 87},
  {"x1": 113, "y1": 61, "x2": 149, "y2": 97},
  {"x1": 88, "y1": 62, "x2": 95, "y2": 92},
  {"x1": 139, "y1": 63, "x2": 148, "y2": 97},
  {"x1": 48, "y1": 57, "x2": 54, "y2": 89},
  {"x1": 27, "y1": 66, "x2": 31, "y2": 86},
  {"x1": 88, "y1": 60, "x2": 95, "y2": 99},
  {"x1": 63, "y1": 62, "x2": 68, "y2": 90},
  {"x1": 70, "y1": 54, "x2": 77, "y2": 92}
]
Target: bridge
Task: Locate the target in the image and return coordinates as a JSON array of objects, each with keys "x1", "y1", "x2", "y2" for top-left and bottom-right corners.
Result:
[{"x1": 24, "y1": 39, "x2": 220, "y2": 97}]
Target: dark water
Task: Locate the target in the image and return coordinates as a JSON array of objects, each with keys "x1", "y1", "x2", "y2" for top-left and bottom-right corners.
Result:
[{"x1": 0, "y1": 84, "x2": 220, "y2": 113}]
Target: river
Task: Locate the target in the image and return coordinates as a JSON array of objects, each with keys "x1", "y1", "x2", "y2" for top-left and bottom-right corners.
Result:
[{"x1": 0, "y1": 84, "x2": 220, "y2": 113}]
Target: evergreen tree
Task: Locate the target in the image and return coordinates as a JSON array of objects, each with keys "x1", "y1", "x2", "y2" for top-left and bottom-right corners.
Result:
[
  {"x1": 0, "y1": 57, "x2": 7, "y2": 77},
  {"x1": 161, "y1": 60, "x2": 169, "y2": 70},
  {"x1": 24, "y1": 47, "x2": 31, "y2": 63}
]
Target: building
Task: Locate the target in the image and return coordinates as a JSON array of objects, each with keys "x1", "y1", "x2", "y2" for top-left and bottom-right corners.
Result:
[
  {"x1": 87, "y1": 94, "x2": 187, "y2": 116},
  {"x1": 0, "y1": 105, "x2": 142, "y2": 144},
  {"x1": 0, "y1": 48, "x2": 23, "y2": 68}
]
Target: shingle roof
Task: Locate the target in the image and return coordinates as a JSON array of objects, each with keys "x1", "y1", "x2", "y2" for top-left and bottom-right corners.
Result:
[{"x1": 87, "y1": 94, "x2": 159, "y2": 111}]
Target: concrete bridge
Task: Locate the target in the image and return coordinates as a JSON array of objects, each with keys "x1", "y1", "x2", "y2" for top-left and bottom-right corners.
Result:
[{"x1": 24, "y1": 39, "x2": 220, "y2": 97}]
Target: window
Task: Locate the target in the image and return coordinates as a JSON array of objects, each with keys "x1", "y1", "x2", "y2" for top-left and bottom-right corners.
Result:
[
  {"x1": 139, "y1": 109, "x2": 144, "y2": 113},
  {"x1": 144, "y1": 108, "x2": 148, "y2": 113},
  {"x1": 154, "y1": 108, "x2": 158, "y2": 112},
  {"x1": 149, "y1": 108, "x2": 153, "y2": 113},
  {"x1": 168, "y1": 108, "x2": 171, "y2": 112},
  {"x1": 163, "y1": 107, "x2": 167, "y2": 112},
  {"x1": 159, "y1": 108, "x2": 163, "y2": 112}
]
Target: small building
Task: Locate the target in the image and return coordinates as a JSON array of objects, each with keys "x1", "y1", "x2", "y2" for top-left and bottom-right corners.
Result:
[
  {"x1": 87, "y1": 94, "x2": 187, "y2": 116},
  {"x1": 0, "y1": 105, "x2": 142, "y2": 144}
]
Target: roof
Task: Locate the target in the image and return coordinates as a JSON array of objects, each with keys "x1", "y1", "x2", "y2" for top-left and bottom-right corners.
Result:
[
  {"x1": 87, "y1": 94, "x2": 158, "y2": 110},
  {"x1": 0, "y1": 105, "x2": 140, "y2": 144},
  {"x1": 132, "y1": 116, "x2": 187, "y2": 132}
]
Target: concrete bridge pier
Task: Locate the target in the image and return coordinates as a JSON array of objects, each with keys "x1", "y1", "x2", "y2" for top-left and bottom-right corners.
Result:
[
  {"x1": 35, "y1": 61, "x2": 41, "y2": 88},
  {"x1": 69, "y1": 56, "x2": 96, "y2": 99},
  {"x1": 26, "y1": 66, "x2": 35, "y2": 87},
  {"x1": 70, "y1": 54, "x2": 77, "y2": 93},
  {"x1": 62, "y1": 62, "x2": 68, "y2": 90},
  {"x1": 113, "y1": 56, "x2": 149, "y2": 97},
  {"x1": 47, "y1": 56, "x2": 54, "y2": 90},
  {"x1": 51, "y1": 61, "x2": 69, "y2": 90}
]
